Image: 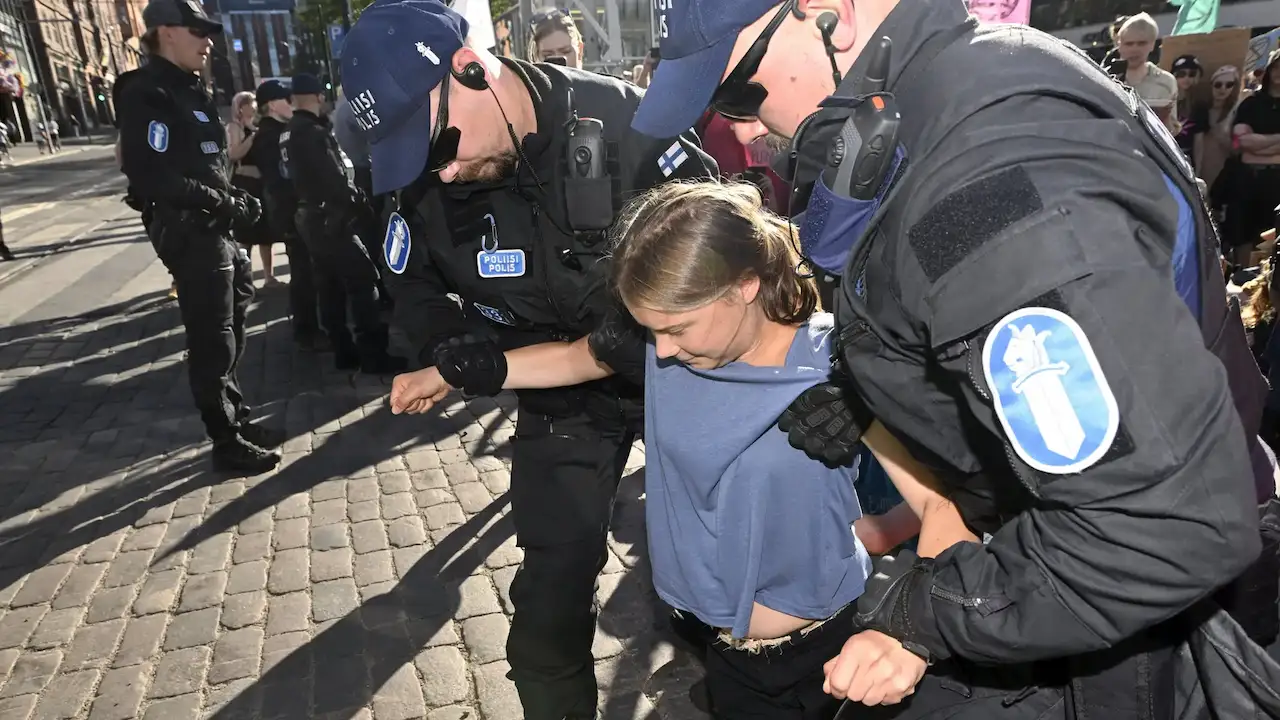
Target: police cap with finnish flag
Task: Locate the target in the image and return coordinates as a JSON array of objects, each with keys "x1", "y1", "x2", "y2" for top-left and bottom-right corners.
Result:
[
  {"x1": 142, "y1": 0, "x2": 223, "y2": 34},
  {"x1": 632, "y1": 0, "x2": 779, "y2": 138},
  {"x1": 340, "y1": 0, "x2": 469, "y2": 195}
]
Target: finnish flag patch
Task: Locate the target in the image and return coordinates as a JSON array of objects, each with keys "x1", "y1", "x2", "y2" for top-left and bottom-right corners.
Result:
[
  {"x1": 983, "y1": 307, "x2": 1119, "y2": 475},
  {"x1": 657, "y1": 140, "x2": 688, "y2": 178},
  {"x1": 147, "y1": 121, "x2": 168, "y2": 152}
]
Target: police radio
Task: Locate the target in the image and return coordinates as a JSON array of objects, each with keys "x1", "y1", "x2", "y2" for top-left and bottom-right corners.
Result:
[
  {"x1": 563, "y1": 88, "x2": 615, "y2": 234},
  {"x1": 824, "y1": 36, "x2": 900, "y2": 200}
]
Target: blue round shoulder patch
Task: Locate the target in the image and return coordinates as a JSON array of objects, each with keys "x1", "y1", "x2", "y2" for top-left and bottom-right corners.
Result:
[
  {"x1": 147, "y1": 121, "x2": 169, "y2": 153},
  {"x1": 384, "y1": 212, "x2": 410, "y2": 275},
  {"x1": 982, "y1": 307, "x2": 1119, "y2": 475}
]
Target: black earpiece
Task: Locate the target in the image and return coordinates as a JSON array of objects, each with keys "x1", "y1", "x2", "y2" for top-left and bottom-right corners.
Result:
[
  {"x1": 816, "y1": 12, "x2": 843, "y2": 89},
  {"x1": 453, "y1": 61, "x2": 488, "y2": 91}
]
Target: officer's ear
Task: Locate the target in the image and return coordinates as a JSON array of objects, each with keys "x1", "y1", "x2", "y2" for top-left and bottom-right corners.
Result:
[
  {"x1": 798, "y1": 0, "x2": 857, "y2": 53},
  {"x1": 450, "y1": 48, "x2": 486, "y2": 87}
]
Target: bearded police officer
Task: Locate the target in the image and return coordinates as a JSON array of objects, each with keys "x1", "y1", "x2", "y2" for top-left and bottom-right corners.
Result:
[
  {"x1": 285, "y1": 73, "x2": 406, "y2": 374},
  {"x1": 339, "y1": 2, "x2": 716, "y2": 717},
  {"x1": 636, "y1": 0, "x2": 1280, "y2": 716},
  {"x1": 118, "y1": 0, "x2": 285, "y2": 474}
]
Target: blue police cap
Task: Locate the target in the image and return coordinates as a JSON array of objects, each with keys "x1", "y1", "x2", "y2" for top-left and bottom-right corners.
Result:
[
  {"x1": 291, "y1": 73, "x2": 325, "y2": 96},
  {"x1": 340, "y1": 0, "x2": 469, "y2": 194},
  {"x1": 632, "y1": 0, "x2": 778, "y2": 138}
]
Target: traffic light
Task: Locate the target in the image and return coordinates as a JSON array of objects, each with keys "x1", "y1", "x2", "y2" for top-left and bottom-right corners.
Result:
[{"x1": 96, "y1": 92, "x2": 105, "y2": 102}]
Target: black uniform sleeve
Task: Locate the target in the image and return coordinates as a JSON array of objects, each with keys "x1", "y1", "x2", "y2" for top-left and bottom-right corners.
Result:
[
  {"x1": 390, "y1": 208, "x2": 475, "y2": 366},
  {"x1": 117, "y1": 82, "x2": 225, "y2": 210},
  {"x1": 891, "y1": 101, "x2": 1261, "y2": 663},
  {"x1": 623, "y1": 125, "x2": 720, "y2": 192},
  {"x1": 288, "y1": 121, "x2": 351, "y2": 206}
]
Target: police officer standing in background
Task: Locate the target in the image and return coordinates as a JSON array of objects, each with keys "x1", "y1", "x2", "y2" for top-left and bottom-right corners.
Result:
[
  {"x1": 118, "y1": 0, "x2": 285, "y2": 474},
  {"x1": 637, "y1": 0, "x2": 1279, "y2": 716},
  {"x1": 285, "y1": 73, "x2": 406, "y2": 374},
  {"x1": 339, "y1": 2, "x2": 716, "y2": 717}
]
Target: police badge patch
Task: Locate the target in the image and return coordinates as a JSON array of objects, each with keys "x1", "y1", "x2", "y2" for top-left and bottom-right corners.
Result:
[
  {"x1": 982, "y1": 307, "x2": 1119, "y2": 475},
  {"x1": 473, "y1": 302, "x2": 515, "y2": 326},
  {"x1": 384, "y1": 212, "x2": 410, "y2": 275},
  {"x1": 147, "y1": 121, "x2": 169, "y2": 152}
]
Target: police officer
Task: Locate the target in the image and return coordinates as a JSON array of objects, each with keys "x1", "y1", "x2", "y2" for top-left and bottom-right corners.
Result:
[
  {"x1": 249, "y1": 79, "x2": 325, "y2": 350},
  {"x1": 339, "y1": 2, "x2": 716, "y2": 717},
  {"x1": 118, "y1": 0, "x2": 284, "y2": 474},
  {"x1": 285, "y1": 73, "x2": 405, "y2": 373},
  {"x1": 638, "y1": 0, "x2": 1279, "y2": 716}
]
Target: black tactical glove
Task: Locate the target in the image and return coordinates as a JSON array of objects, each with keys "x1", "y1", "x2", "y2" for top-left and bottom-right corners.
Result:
[
  {"x1": 853, "y1": 549, "x2": 944, "y2": 664},
  {"x1": 433, "y1": 335, "x2": 508, "y2": 397},
  {"x1": 777, "y1": 376, "x2": 872, "y2": 468},
  {"x1": 242, "y1": 194, "x2": 263, "y2": 225},
  {"x1": 217, "y1": 193, "x2": 256, "y2": 226},
  {"x1": 588, "y1": 303, "x2": 647, "y2": 386}
]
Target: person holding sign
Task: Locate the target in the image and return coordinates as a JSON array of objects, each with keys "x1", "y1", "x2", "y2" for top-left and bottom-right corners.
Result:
[{"x1": 338, "y1": 2, "x2": 717, "y2": 718}]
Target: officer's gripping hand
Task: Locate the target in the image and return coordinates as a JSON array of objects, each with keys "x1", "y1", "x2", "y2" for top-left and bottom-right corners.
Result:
[
  {"x1": 390, "y1": 367, "x2": 452, "y2": 415},
  {"x1": 823, "y1": 630, "x2": 926, "y2": 706},
  {"x1": 778, "y1": 376, "x2": 873, "y2": 468},
  {"x1": 853, "y1": 550, "x2": 939, "y2": 664},
  {"x1": 241, "y1": 194, "x2": 263, "y2": 225}
]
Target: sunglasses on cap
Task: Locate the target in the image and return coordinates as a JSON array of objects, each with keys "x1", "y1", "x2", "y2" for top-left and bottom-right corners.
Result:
[
  {"x1": 530, "y1": 7, "x2": 570, "y2": 29},
  {"x1": 1174, "y1": 69, "x2": 1200, "y2": 79},
  {"x1": 428, "y1": 75, "x2": 461, "y2": 174},
  {"x1": 710, "y1": 0, "x2": 796, "y2": 121}
]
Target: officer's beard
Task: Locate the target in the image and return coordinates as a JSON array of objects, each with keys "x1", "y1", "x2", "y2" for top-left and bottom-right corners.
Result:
[
  {"x1": 762, "y1": 133, "x2": 790, "y2": 153},
  {"x1": 455, "y1": 150, "x2": 520, "y2": 184}
]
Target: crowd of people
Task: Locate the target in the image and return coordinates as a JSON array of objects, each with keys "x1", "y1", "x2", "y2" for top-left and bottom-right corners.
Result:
[{"x1": 117, "y1": 0, "x2": 1280, "y2": 717}]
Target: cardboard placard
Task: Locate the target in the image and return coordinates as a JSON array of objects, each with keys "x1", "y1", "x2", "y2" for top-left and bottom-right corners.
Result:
[{"x1": 1247, "y1": 28, "x2": 1280, "y2": 73}]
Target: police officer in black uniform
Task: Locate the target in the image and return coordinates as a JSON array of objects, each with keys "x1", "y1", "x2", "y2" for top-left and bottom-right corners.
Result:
[
  {"x1": 249, "y1": 79, "x2": 325, "y2": 350},
  {"x1": 637, "y1": 0, "x2": 1280, "y2": 716},
  {"x1": 339, "y1": 2, "x2": 716, "y2": 717},
  {"x1": 118, "y1": 0, "x2": 284, "y2": 474},
  {"x1": 285, "y1": 73, "x2": 405, "y2": 373}
]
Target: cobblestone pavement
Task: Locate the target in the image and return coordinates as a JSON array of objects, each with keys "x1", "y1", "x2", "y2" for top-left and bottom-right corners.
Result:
[{"x1": 0, "y1": 207, "x2": 710, "y2": 718}]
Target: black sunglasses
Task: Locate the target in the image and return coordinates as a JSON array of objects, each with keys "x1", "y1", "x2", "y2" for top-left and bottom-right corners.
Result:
[
  {"x1": 1213, "y1": 80, "x2": 1237, "y2": 89},
  {"x1": 428, "y1": 75, "x2": 460, "y2": 173},
  {"x1": 710, "y1": 0, "x2": 796, "y2": 121},
  {"x1": 1174, "y1": 69, "x2": 1200, "y2": 79}
]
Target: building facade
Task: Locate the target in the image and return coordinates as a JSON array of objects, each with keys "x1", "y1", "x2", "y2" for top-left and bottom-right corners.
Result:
[
  {"x1": 206, "y1": 0, "x2": 299, "y2": 103},
  {"x1": 1032, "y1": 0, "x2": 1280, "y2": 46}
]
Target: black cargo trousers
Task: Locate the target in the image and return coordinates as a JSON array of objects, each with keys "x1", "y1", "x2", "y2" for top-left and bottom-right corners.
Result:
[
  {"x1": 263, "y1": 191, "x2": 319, "y2": 340},
  {"x1": 505, "y1": 389, "x2": 638, "y2": 720},
  {"x1": 149, "y1": 210, "x2": 254, "y2": 443},
  {"x1": 294, "y1": 203, "x2": 386, "y2": 356}
]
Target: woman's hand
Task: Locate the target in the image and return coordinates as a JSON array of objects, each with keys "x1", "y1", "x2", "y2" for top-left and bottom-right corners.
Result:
[
  {"x1": 390, "y1": 367, "x2": 452, "y2": 415},
  {"x1": 824, "y1": 630, "x2": 927, "y2": 705}
]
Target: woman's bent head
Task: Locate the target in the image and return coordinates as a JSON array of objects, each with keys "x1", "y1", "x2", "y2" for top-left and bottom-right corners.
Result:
[{"x1": 611, "y1": 182, "x2": 818, "y2": 369}]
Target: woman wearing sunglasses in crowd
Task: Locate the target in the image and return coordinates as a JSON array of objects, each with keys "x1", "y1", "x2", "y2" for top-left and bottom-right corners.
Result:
[
  {"x1": 527, "y1": 8, "x2": 584, "y2": 69},
  {"x1": 391, "y1": 181, "x2": 977, "y2": 717},
  {"x1": 1197, "y1": 65, "x2": 1241, "y2": 204}
]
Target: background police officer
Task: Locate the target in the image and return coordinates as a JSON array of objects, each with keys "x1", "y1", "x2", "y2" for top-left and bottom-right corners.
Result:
[
  {"x1": 285, "y1": 73, "x2": 406, "y2": 374},
  {"x1": 637, "y1": 0, "x2": 1277, "y2": 715},
  {"x1": 118, "y1": 0, "x2": 285, "y2": 474},
  {"x1": 250, "y1": 79, "x2": 325, "y2": 350},
  {"x1": 339, "y1": 2, "x2": 716, "y2": 717}
]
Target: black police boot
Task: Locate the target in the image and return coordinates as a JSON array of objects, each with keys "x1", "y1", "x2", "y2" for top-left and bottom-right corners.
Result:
[
  {"x1": 0, "y1": 239, "x2": 13, "y2": 261},
  {"x1": 211, "y1": 437, "x2": 281, "y2": 475},
  {"x1": 239, "y1": 422, "x2": 287, "y2": 450}
]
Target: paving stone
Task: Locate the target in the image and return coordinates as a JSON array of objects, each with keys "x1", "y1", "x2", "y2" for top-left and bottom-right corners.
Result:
[
  {"x1": 380, "y1": 471, "x2": 413, "y2": 495},
  {"x1": 221, "y1": 559, "x2": 266, "y2": 596},
  {"x1": 99, "y1": 551, "x2": 153, "y2": 589},
  {"x1": 267, "y1": 548, "x2": 309, "y2": 594},
  {"x1": 148, "y1": 647, "x2": 210, "y2": 699},
  {"x1": 0, "y1": 649, "x2": 61, "y2": 697},
  {"x1": 11, "y1": 564, "x2": 74, "y2": 607},
  {"x1": 406, "y1": 450, "x2": 442, "y2": 472},
  {"x1": 275, "y1": 493, "x2": 310, "y2": 520},
  {"x1": 0, "y1": 606, "x2": 48, "y2": 650},
  {"x1": 142, "y1": 692, "x2": 202, "y2": 717},
  {"x1": 62, "y1": 618, "x2": 125, "y2": 672},
  {"x1": 350, "y1": 521, "x2": 389, "y2": 555},
  {"x1": 476, "y1": 660, "x2": 522, "y2": 720},
  {"x1": 29, "y1": 607, "x2": 85, "y2": 650},
  {"x1": 462, "y1": 613, "x2": 509, "y2": 665},
  {"x1": 358, "y1": 580, "x2": 398, "y2": 604},
  {"x1": 239, "y1": 509, "x2": 275, "y2": 535},
  {"x1": 89, "y1": 664, "x2": 150, "y2": 720},
  {"x1": 0, "y1": 648, "x2": 17, "y2": 681},
  {"x1": 353, "y1": 551, "x2": 394, "y2": 587},
  {"x1": 454, "y1": 576, "x2": 502, "y2": 620},
  {"x1": 312, "y1": 479, "x2": 347, "y2": 502},
  {"x1": 310, "y1": 524, "x2": 348, "y2": 551},
  {"x1": 266, "y1": 593, "x2": 310, "y2": 636},
  {"x1": 311, "y1": 498, "x2": 347, "y2": 526},
  {"x1": 392, "y1": 545, "x2": 429, "y2": 577},
  {"x1": 480, "y1": 470, "x2": 511, "y2": 496},
  {"x1": 221, "y1": 590, "x2": 267, "y2": 630},
  {"x1": 50, "y1": 562, "x2": 107, "y2": 611},
  {"x1": 188, "y1": 533, "x2": 233, "y2": 574},
  {"x1": 178, "y1": 571, "x2": 227, "y2": 612},
  {"x1": 210, "y1": 481, "x2": 246, "y2": 503},
  {"x1": 387, "y1": 516, "x2": 427, "y2": 548},
  {"x1": 346, "y1": 477, "x2": 380, "y2": 503},
  {"x1": 260, "y1": 631, "x2": 308, "y2": 673},
  {"x1": 427, "y1": 706, "x2": 476, "y2": 720},
  {"x1": 84, "y1": 587, "x2": 134, "y2": 625},
  {"x1": 272, "y1": 518, "x2": 309, "y2": 551},
  {"x1": 171, "y1": 487, "x2": 210, "y2": 519},
  {"x1": 112, "y1": 615, "x2": 167, "y2": 669},
  {"x1": 411, "y1": 469, "x2": 449, "y2": 491},
  {"x1": 415, "y1": 646, "x2": 468, "y2": 707},
  {"x1": 312, "y1": 579, "x2": 359, "y2": 622},
  {"x1": 232, "y1": 532, "x2": 271, "y2": 564},
  {"x1": 32, "y1": 668, "x2": 99, "y2": 719},
  {"x1": 443, "y1": 464, "x2": 479, "y2": 485},
  {"x1": 162, "y1": 608, "x2": 220, "y2": 650},
  {"x1": 0, "y1": 693, "x2": 37, "y2": 720},
  {"x1": 380, "y1": 492, "x2": 417, "y2": 520},
  {"x1": 483, "y1": 538, "x2": 523, "y2": 570},
  {"x1": 311, "y1": 548, "x2": 354, "y2": 582},
  {"x1": 120, "y1": 525, "x2": 166, "y2": 552},
  {"x1": 414, "y1": 489, "x2": 454, "y2": 508},
  {"x1": 131, "y1": 569, "x2": 182, "y2": 616},
  {"x1": 492, "y1": 566, "x2": 517, "y2": 615},
  {"x1": 208, "y1": 626, "x2": 263, "y2": 685},
  {"x1": 453, "y1": 482, "x2": 493, "y2": 514},
  {"x1": 371, "y1": 662, "x2": 426, "y2": 720},
  {"x1": 425, "y1": 503, "x2": 466, "y2": 530},
  {"x1": 347, "y1": 500, "x2": 379, "y2": 523}
]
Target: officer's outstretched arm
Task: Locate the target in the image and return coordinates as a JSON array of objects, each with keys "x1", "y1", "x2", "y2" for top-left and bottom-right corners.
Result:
[
  {"x1": 858, "y1": 126, "x2": 1261, "y2": 665},
  {"x1": 117, "y1": 85, "x2": 227, "y2": 210},
  {"x1": 382, "y1": 212, "x2": 477, "y2": 366}
]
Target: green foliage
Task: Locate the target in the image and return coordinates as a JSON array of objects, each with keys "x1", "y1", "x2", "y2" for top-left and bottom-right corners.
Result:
[{"x1": 490, "y1": 0, "x2": 516, "y2": 16}]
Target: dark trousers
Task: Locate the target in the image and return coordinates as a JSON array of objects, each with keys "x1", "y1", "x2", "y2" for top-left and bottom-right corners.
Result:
[
  {"x1": 284, "y1": 237, "x2": 320, "y2": 338},
  {"x1": 505, "y1": 408, "x2": 635, "y2": 720},
  {"x1": 295, "y1": 208, "x2": 386, "y2": 355},
  {"x1": 152, "y1": 220, "x2": 254, "y2": 443}
]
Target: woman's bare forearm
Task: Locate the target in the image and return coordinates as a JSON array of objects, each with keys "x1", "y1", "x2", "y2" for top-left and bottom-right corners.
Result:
[{"x1": 502, "y1": 336, "x2": 615, "y2": 390}]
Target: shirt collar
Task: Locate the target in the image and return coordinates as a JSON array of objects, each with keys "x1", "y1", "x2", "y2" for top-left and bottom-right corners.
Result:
[
  {"x1": 835, "y1": 0, "x2": 971, "y2": 97},
  {"x1": 147, "y1": 55, "x2": 203, "y2": 88}
]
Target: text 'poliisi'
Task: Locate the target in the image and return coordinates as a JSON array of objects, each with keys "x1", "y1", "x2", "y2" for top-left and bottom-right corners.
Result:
[
  {"x1": 654, "y1": 0, "x2": 673, "y2": 38},
  {"x1": 349, "y1": 90, "x2": 380, "y2": 131}
]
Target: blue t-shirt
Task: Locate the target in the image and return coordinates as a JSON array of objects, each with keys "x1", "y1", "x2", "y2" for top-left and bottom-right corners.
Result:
[{"x1": 644, "y1": 313, "x2": 874, "y2": 639}]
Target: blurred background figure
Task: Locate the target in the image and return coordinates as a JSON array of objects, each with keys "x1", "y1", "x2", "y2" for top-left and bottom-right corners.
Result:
[
  {"x1": 528, "y1": 8, "x2": 583, "y2": 68},
  {"x1": 227, "y1": 91, "x2": 279, "y2": 288}
]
